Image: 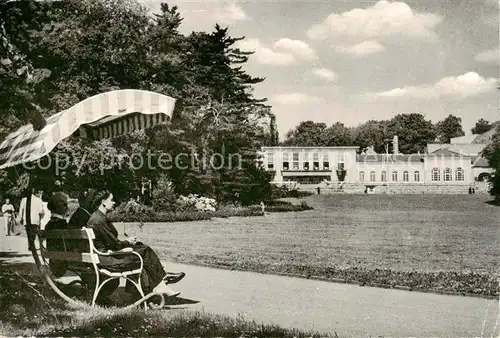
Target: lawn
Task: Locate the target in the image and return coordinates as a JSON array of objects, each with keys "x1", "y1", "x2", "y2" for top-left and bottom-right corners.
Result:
[{"x1": 121, "y1": 194, "x2": 500, "y2": 296}]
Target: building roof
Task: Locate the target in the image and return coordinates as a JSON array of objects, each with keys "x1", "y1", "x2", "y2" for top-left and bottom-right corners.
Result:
[
  {"x1": 450, "y1": 135, "x2": 476, "y2": 144},
  {"x1": 472, "y1": 127, "x2": 498, "y2": 144},
  {"x1": 426, "y1": 143, "x2": 486, "y2": 156},
  {"x1": 0, "y1": 89, "x2": 176, "y2": 169},
  {"x1": 472, "y1": 157, "x2": 490, "y2": 168},
  {"x1": 426, "y1": 148, "x2": 471, "y2": 157},
  {"x1": 357, "y1": 153, "x2": 425, "y2": 163},
  {"x1": 262, "y1": 146, "x2": 359, "y2": 150}
]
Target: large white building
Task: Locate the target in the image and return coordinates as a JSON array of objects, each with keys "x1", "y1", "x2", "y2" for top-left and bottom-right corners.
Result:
[{"x1": 261, "y1": 131, "x2": 495, "y2": 193}]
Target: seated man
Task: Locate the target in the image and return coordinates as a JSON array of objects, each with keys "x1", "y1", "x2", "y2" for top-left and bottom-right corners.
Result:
[
  {"x1": 86, "y1": 190, "x2": 185, "y2": 302},
  {"x1": 44, "y1": 192, "x2": 71, "y2": 277}
]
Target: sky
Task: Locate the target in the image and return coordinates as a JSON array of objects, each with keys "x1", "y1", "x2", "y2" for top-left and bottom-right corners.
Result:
[{"x1": 140, "y1": 0, "x2": 499, "y2": 140}]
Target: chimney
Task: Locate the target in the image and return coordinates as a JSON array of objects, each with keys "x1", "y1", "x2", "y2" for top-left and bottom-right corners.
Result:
[{"x1": 393, "y1": 135, "x2": 399, "y2": 154}]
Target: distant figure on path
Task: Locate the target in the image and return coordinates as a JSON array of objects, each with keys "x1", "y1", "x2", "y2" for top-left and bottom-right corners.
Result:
[
  {"x1": 260, "y1": 201, "x2": 266, "y2": 214},
  {"x1": 1, "y1": 198, "x2": 15, "y2": 235},
  {"x1": 317, "y1": 187, "x2": 321, "y2": 195}
]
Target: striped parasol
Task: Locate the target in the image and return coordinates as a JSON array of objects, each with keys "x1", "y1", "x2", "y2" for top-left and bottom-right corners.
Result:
[{"x1": 0, "y1": 89, "x2": 176, "y2": 170}]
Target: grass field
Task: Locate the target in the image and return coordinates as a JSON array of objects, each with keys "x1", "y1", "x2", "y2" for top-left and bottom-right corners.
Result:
[{"x1": 123, "y1": 194, "x2": 500, "y2": 275}]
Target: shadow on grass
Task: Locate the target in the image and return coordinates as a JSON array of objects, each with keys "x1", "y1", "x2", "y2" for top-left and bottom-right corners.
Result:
[
  {"x1": 0, "y1": 251, "x2": 32, "y2": 260},
  {"x1": 485, "y1": 199, "x2": 500, "y2": 206},
  {"x1": 165, "y1": 297, "x2": 200, "y2": 306}
]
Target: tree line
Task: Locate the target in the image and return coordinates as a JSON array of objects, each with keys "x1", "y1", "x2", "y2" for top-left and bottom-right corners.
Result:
[{"x1": 282, "y1": 115, "x2": 497, "y2": 154}]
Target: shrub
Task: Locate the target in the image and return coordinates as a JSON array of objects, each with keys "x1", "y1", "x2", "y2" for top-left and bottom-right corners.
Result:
[
  {"x1": 271, "y1": 185, "x2": 313, "y2": 199},
  {"x1": 264, "y1": 201, "x2": 313, "y2": 212},
  {"x1": 108, "y1": 201, "x2": 156, "y2": 223},
  {"x1": 177, "y1": 194, "x2": 217, "y2": 212},
  {"x1": 151, "y1": 174, "x2": 177, "y2": 212}
]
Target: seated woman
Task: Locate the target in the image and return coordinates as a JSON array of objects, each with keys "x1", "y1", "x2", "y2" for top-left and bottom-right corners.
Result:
[
  {"x1": 87, "y1": 190, "x2": 184, "y2": 298},
  {"x1": 44, "y1": 191, "x2": 71, "y2": 277},
  {"x1": 68, "y1": 189, "x2": 97, "y2": 229}
]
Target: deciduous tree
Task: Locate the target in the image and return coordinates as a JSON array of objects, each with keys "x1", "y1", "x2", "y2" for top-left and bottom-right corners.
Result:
[
  {"x1": 435, "y1": 114, "x2": 465, "y2": 143},
  {"x1": 387, "y1": 113, "x2": 436, "y2": 154},
  {"x1": 471, "y1": 118, "x2": 494, "y2": 135}
]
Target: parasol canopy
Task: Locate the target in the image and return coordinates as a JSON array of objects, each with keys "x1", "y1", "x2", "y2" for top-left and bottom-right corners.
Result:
[{"x1": 0, "y1": 89, "x2": 176, "y2": 170}]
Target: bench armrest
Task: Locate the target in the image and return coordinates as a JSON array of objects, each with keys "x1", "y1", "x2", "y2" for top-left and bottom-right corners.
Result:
[
  {"x1": 93, "y1": 247, "x2": 144, "y2": 270},
  {"x1": 113, "y1": 247, "x2": 133, "y2": 253},
  {"x1": 94, "y1": 247, "x2": 135, "y2": 256}
]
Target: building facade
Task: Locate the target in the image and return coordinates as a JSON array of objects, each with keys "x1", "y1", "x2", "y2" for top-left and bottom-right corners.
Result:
[
  {"x1": 261, "y1": 132, "x2": 495, "y2": 191},
  {"x1": 261, "y1": 146, "x2": 359, "y2": 184}
]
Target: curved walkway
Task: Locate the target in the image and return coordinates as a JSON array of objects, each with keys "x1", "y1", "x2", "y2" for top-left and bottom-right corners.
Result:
[{"x1": 1, "y1": 235, "x2": 499, "y2": 337}]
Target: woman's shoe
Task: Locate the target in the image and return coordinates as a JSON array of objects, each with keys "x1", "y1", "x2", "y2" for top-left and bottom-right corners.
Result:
[
  {"x1": 163, "y1": 272, "x2": 185, "y2": 284},
  {"x1": 153, "y1": 282, "x2": 180, "y2": 297}
]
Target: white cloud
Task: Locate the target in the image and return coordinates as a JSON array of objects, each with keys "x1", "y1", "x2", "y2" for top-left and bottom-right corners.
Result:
[
  {"x1": 271, "y1": 93, "x2": 322, "y2": 105},
  {"x1": 475, "y1": 48, "x2": 499, "y2": 63},
  {"x1": 312, "y1": 68, "x2": 338, "y2": 82},
  {"x1": 307, "y1": 0, "x2": 443, "y2": 42},
  {"x1": 484, "y1": 0, "x2": 499, "y2": 6},
  {"x1": 274, "y1": 38, "x2": 317, "y2": 60},
  {"x1": 364, "y1": 72, "x2": 497, "y2": 100},
  {"x1": 214, "y1": 3, "x2": 249, "y2": 24},
  {"x1": 236, "y1": 38, "x2": 295, "y2": 66},
  {"x1": 335, "y1": 40, "x2": 386, "y2": 56}
]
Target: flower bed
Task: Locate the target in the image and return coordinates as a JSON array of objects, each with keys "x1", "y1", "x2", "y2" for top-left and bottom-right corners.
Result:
[
  {"x1": 263, "y1": 201, "x2": 313, "y2": 213},
  {"x1": 276, "y1": 264, "x2": 499, "y2": 298},
  {"x1": 108, "y1": 200, "x2": 313, "y2": 222}
]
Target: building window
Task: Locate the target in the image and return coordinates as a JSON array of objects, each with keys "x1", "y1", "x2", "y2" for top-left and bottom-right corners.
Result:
[
  {"x1": 443, "y1": 168, "x2": 452, "y2": 181},
  {"x1": 414, "y1": 171, "x2": 420, "y2": 182},
  {"x1": 403, "y1": 171, "x2": 409, "y2": 182},
  {"x1": 455, "y1": 167, "x2": 464, "y2": 181},
  {"x1": 292, "y1": 152, "x2": 299, "y2": 170},
  {"x1": 370, "y1": 171, "x2": 376, "y2": 182},
  {"x1": 381, "y1": 171, "x2": 387, "y2": 182},
  {"x1": 431, "y1": 168, "x2": 440, "y2": 181},
  {"x1": 359, "y1": 171, "x2": 365, "y2": 182},
  {"x1": 282, "y1": 152, "x2": 289, "y2": 170},
  {"x1": 313, "y1": 153, "x2": 319, "y2": 170},
  {"x1": 267, "y1": 152, "x2": 274, "y2": 170},
  {"x1": 303, "y1": 152, "x2": 309, "y2": 170},
  {"x1": 323, "y1": 153, "x2": 329, "y2": 170},
  {"x1": 392, "y1": 171, "x2": 398, "y2": 182}
]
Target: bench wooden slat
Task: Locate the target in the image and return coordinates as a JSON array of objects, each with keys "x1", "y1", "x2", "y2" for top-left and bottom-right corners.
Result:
[
  {"x1": 38, "y1": 228, "x2": 140, "y2": 272},
  {"x1": 38, "y1": 229, "x2": 94, "y2": 240},
  {"x1": 97, "y1": 256, "x2": 139, "y2": 267},
  {"x1": 42, "y1": 250, "x2": 138, "y2": 267},
  {"x1": 42, "y1": 250, "x2": 98, "y2": 264}
]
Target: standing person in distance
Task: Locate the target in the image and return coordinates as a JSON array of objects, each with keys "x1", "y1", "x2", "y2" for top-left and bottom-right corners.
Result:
[{"x1": 1, "y1": 198, "x2": 15, "y2": 235}]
